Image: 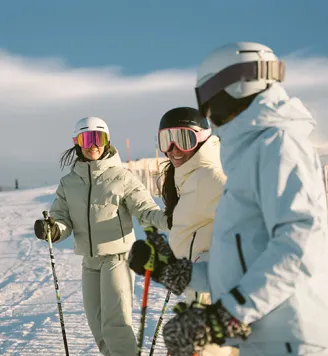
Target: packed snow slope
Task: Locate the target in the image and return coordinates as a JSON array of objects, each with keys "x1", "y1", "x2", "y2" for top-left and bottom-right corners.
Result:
[{"x1": 0, "y1": 186, "x2": 182, "y2": 355}]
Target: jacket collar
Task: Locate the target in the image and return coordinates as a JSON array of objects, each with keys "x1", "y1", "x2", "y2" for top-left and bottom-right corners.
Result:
[
  {"x1": 214, "y1": 83, "x2": 315, "y2": 174},
  {"x1": 174, "y1": 135, "x2": 221, "y2": 189},
  {"x1": 73, "y1": 150, "x2": 122, "y2": 180}
]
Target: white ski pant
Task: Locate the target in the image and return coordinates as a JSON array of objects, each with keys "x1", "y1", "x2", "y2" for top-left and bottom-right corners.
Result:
[{"x1": 82, "y1": 254, "x2": 137, "y2": 356}]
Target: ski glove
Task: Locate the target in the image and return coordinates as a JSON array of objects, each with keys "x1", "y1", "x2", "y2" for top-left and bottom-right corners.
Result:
[
  {"x1": 128, "y1": 226, "x2": 192, "y2": 295},
  {"x1": 163, "y1": 300, "x2": 251, "y2": 356},
  {"x1": 34, "y1": 217, "x2": 61, "y2": 242}
]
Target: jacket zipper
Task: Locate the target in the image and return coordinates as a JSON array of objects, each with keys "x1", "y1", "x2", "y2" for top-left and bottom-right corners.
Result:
[
  {"x1": 189, "y1": 231, "x2": 199, "y2": 301},
  {"x1": 189, "y1": 231, "x2": 197, "y2": 260},
  {"x1": 117, "y1": 210, "x2": 126, "y2": 243},
  {"x1": 235, "y1": 233, "x2": 247, "y2": 273},
  {"x1": 230, "y1": 233, "x2": 247, "y2": 304},
  {"x1": 87, "y1": 166, "x2": 93, "y2": 256},
  {"x1": 285, "y1": 343, "x2": 292, "y2": 353}
]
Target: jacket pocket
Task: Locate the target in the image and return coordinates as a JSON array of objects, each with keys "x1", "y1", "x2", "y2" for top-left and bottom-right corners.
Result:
[
  {"x1": 117, "y1": 209, "x2": 125, "y2": 243},
  {"x1": 235, "y1": 233, "x2": 247, "y2": 273},
  {"x1": 229, "y1": 233, "x2": 248, "y2": 305}
]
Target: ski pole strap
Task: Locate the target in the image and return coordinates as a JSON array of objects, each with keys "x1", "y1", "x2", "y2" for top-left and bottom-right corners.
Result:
[{"x1": 42, "y1": 210, "x2": 49, "y2": 220}]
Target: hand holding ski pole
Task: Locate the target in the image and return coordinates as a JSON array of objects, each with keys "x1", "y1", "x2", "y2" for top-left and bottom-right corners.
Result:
[
  {"x1": 42, "y1": 211, "x2": 69, "y2": 356},
  {"x1": 128, "y1": 227, "x2": 192, "y2": 296},
  {"x1": 34, "y1": 213, "x2": 61, "y2": 242}
]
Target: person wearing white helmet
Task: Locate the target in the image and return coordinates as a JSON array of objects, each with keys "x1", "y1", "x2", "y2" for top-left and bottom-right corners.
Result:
[
  {"x1": 128, "y1": 42, "x2": 328, "y2": 356},
  {"x1": 34, "y1": 117, "x2": 168, "y2": 356}
]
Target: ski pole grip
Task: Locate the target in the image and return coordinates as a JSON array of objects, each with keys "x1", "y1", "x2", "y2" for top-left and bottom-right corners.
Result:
[{"x1": 42, "y1": 211, "x2": 49, "y2": 220}]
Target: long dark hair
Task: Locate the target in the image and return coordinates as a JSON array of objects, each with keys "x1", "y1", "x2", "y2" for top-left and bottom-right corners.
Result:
[
  {"x1": 59, "y1": 144, "x2": 114, "y2": 170},
  {"x1": 157, "y1": 160, "x2": 179, "y2": 229},
  {"x1": 59, "y1": 146, "x2": 79, "y2": 170}
]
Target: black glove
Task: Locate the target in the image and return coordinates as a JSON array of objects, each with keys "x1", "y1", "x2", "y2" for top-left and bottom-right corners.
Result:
[
  {"x1": 128, "y1": 227, "x2": 192, "y2": 295},
  {"x1": 163, "y1": 300, "x2": 251, "y2": 356},
  {"x1": 34, "y1": 217, "x2": 61, "y2": 242}
]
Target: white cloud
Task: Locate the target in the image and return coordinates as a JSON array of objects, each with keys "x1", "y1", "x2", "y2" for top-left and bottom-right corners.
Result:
[
  {"x1": 283, "y1": 55, "x2": 328, "y2": 88},
  {"x1": 282, "y1": 55, "x2": 328, "y2": 148},
  {"x1": 0, "y1": 50, "x2": 328, "y2": 187},
  {"x1": 0, "y1": 50, "x2": 195, "y2": 105},
  {"x1": 0, "y1": 50, "x2": 196, "y2": 187}
]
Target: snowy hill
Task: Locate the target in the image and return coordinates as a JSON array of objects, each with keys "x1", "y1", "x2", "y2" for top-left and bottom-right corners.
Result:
[
  {"x1": 0, "y1": 186, "x2": 182, "y2": 355},
  {"x1": 2, "y1": 155, "x2": 328, "y2": 355}
]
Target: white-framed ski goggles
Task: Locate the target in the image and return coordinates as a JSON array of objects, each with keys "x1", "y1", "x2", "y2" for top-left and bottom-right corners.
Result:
[{"x1": 158, "y1": 127, "x2": 212, "y2": 153}]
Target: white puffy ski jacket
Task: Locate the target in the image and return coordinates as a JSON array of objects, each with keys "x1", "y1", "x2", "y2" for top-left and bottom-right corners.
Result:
[{"x1": 50, "y1": 149, "x2": 168, "y2": 257}]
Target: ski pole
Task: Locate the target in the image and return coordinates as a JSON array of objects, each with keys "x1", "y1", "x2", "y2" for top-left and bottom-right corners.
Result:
[
  {"x1": 42, "y1": 211, "x2": 69, "y2": 356},
  {"x1": 149, "y1": 290, "x2": 171, "y2": 356},
  {"x1": 137, "y1": 227, "x2": 156, "y2": 356},
  {"x1": 137, "y1": 268, "x2": 152, "y2": 356}
]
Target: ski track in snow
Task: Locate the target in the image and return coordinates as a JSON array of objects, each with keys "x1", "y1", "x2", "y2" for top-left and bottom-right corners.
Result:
[{"x1": 0, "y1": 186, "x2": 182, "y2": 355}]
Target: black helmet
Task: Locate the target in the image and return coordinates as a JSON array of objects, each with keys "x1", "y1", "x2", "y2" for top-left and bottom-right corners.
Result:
[{"x1": 159, "y1": 107, "x2": 210, "y2": 131}]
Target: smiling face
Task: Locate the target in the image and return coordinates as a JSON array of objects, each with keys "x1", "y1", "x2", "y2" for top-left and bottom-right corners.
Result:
[
  {"x1": 81, "y1": 144, "x2": 105, "y2": 161},
  {"x1": 167, "y1": 143, "x2": 196, "y2": 168}
]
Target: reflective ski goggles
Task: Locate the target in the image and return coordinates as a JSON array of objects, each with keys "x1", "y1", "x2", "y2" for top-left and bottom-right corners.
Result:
[
  {"x1": 73, "y1": 131, "x2": 109, "y2": 149},
  {"x1": 158, "y1": 127, "x2": 211, "y2": 153}
]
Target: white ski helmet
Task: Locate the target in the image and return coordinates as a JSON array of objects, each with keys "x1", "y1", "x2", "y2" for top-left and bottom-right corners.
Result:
[
  {"x1": 73, "y1": 117, "x2": 110, "y2": 139},
  {"x1": 195, "y1": 42, "x2": 285, "y2": 116}
]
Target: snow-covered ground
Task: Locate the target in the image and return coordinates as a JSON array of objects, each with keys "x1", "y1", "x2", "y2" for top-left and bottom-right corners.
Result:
[{"x1": 0, "y1": 186, "x2": 182, "y2": 355}]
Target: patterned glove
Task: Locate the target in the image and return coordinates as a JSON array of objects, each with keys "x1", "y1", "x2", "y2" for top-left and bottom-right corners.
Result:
[
  {"x1": 128, "y1": 227, "x2": 192, "y2": 295},
  {"x1": 163, "y1": 300, "x2": 251, "y2": 356}
]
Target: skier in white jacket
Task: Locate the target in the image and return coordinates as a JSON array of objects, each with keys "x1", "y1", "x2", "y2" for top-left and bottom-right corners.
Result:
[
  {"x1": 34, "y1": 117, "x2": 168, "y2": 356},
  {"x1": 128, "y1": 42, "x2": 328, "y2": 356}
]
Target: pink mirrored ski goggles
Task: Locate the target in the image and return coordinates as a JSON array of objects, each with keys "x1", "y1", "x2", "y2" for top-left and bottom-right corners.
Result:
[
  {"x1": 73, "y1": 131, "x2": 109, "y2": 149},
  {"x1": 158, "y1": 127, "x2": 211, "y2": 153}
]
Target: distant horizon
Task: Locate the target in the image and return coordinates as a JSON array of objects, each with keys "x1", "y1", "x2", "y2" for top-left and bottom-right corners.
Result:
[{"x1": 2, "y1": 151, "x2": 328, "y2": 191}]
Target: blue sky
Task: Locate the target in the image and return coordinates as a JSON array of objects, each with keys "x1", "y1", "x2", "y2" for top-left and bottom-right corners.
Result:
[
  {"x1": 1, "y1": 0, "x2": 327, "y2": 71},
  {"x1": 0, "y1": 0, "x2": 328, "y2": 187}
]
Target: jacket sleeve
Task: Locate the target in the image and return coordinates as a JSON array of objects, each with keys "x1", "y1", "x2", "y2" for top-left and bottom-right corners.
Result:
[
  {"x1": 123, "y1": 169, "x2": 169, "y2": 231},
  {"x1": 50, "y1": 180, "x2": 73, "y2": 241},
  {"x1": 221, "y1": 131, "x2": 327, "y2": 324}
]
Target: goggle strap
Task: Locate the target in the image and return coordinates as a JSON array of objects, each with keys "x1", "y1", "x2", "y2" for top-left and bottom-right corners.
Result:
[
  {"x1": 195, "y1": 128, "x2": 212, "y2": 142},
  {"x1": 196, "y1": 60, "x2": 285, "y2": 107}
]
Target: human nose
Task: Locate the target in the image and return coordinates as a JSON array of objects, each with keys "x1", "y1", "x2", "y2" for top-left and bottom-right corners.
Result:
[{"x1": 171, "y1": 143, "x2": 183, "y2": 154}]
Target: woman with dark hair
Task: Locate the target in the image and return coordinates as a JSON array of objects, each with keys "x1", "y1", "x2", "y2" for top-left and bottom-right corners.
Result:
[
  {"x1": 157, "y1": 107, "x2": 230, "y2": 355},
  {"x1": 33, "y1": 116, "x2": 168, "y2": 356}
]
